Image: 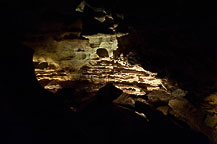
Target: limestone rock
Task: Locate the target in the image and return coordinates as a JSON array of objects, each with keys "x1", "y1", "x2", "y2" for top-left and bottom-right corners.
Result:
[
  {"x1": 168, "y1": 98, "x2": 213, "y2": 141},
  {"x1": 156, "y1": 106, "x2": 169, "y2": 115},
  {"x1": 147, "y1": 90, "x2": 172, "y2": 103},
  {"x1": 113, "y1": 93, "x2": 135, "y2": 108},
  {"x1": 171, "y1": 89, "x2": 187, "y2": 97}
]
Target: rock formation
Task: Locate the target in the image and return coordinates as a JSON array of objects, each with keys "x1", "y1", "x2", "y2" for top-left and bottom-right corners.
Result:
[{"x1": 3, "y1": 0, "x2": 217, "y2": 143}]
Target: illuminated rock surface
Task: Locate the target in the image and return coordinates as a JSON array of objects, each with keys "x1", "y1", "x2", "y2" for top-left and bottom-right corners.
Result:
[
  {"x1": 28, "y1": 32, "x2": 216, "y2": 143},
  {"x1": 5, "y1": 0, "x2": 217, "y2": 143},
  {"x1": 203, "y1": 93, "x2": 217, "y2": 130},
  {"x1": 30, "y1": 33, "x2": 164, "y2": 96}
]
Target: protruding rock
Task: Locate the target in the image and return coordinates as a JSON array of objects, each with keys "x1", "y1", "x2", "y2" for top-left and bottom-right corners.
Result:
[
  {"x1": 113, "y1": 93, "x2": 135, "y2": 108},
  {"x1": 171, "y1": 89, "x2": 187, "y2": 97},
  {"x1": 168, "y1": 98, "x2": 210, "y2": 139},
  {"x1": 156, "y1": 105, "x2": 169, "y2": 115},
  {"x1": 147, "y1": 90, "x2": 172, "y2": 103}
]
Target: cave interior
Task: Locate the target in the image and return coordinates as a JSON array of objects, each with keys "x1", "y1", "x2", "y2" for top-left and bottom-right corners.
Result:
[{"x1": 2, "y1": 0, "x2": 217, "y2": 144}]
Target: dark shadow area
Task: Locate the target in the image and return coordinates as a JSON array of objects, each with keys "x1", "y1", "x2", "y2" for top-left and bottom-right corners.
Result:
[
  {"x1": 2, "y1": 0, "x2": 216, "y2": 144},
  {"x1": 3, "y1": 42, "x2": 209, "y2": 144}
]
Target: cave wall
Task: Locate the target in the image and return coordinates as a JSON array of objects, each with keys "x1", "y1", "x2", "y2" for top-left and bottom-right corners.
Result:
[{"x1": 3, "y1": 0, "x2": 217, "y2": 143}]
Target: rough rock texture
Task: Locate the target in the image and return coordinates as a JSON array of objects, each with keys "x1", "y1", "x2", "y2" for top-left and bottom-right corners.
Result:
[
  {"x1": 168, "y1": 98, "x2": 212, "y2": 139},
  {"x1": 203, "y1": 92, "x2": 217, "y2": 139},
  {"x1": 4, "y1": 0, "x2": 217, "y2": 143},
  {"x1": 26, "y1": 32, "x2": 168, "y2": 96}
]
